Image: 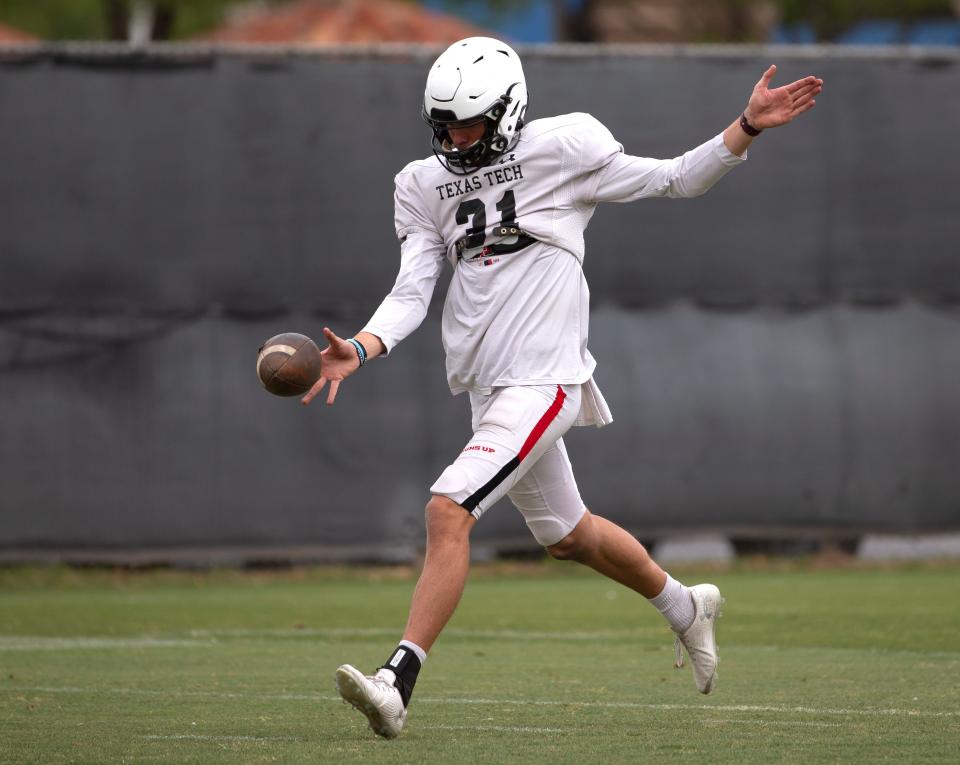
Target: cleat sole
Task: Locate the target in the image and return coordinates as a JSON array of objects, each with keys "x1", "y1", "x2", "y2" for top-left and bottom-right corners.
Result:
[{"x1": 334, "y1": 666, "x2": 401, "y2": 739}]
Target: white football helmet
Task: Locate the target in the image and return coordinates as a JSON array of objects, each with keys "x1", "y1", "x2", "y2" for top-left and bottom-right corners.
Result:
[{"x1": 422, "y1": 37, "x2": 528, "y2": 174}]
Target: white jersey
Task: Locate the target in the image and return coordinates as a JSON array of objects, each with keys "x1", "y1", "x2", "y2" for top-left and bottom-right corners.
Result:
[{"x1": 363, "y1": 112, "x2": 746, "y2": 412}]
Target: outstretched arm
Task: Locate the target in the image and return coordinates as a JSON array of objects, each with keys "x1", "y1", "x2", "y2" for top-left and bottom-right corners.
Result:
[
  {"x1": 301, "y1": 328, "x2": 385, "y2": 406},
  {"x1": 589, "y1": 66, "x2": 823, "y2": 204},
  {"x1": 301, "y1": 227, "x2": 444, "y2": 408},
  {"x1": 723, "y1": 65, "x2": 823, "y2": 156}
]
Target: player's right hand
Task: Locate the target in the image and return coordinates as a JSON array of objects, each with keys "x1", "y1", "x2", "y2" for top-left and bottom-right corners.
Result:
[{"x1": 301, "y1": 327, "x2": 360, "y2": 407}]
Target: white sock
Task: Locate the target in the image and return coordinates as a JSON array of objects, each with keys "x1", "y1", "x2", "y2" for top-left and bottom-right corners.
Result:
[
  {"x1": 399, "y1": 639, "x2": 427, "y2": 664},
  {"x1": 648, "y1": 574, "x2": 695, "y2": 632}
]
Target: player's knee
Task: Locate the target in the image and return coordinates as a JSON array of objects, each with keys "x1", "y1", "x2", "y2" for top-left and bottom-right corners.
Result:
[
  {"x1": 545, "y1": 534, "x2": 580, "y2": 560},
  {"x1": 544, "y1": 513, "x2": 595, "y2": 561},
  {"x1": 545, "y1": 528, "x2": 590, "y2": 561},
  {"x1": 425, "y1": 494, "x2": 473, "y2": 544}
]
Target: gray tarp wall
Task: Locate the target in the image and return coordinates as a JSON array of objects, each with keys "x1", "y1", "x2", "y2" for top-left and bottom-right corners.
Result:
[{"x1": 1, "y1": 45, "x2": 958, "y2": 558}]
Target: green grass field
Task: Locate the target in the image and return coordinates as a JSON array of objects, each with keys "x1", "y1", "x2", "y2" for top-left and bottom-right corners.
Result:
[{"x1": 1, "y1": 560, "x2": 958, "y2": 764}]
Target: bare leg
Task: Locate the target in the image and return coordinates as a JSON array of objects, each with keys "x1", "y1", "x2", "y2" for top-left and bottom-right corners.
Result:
[
  {"x1": 401, "y1": 495, "x2": 476, "y2": 652},
  {"x1": 545, "y1": 510, "x2": 666, "y2": 598},
  {"x1": 333, "y1": 496, "x2": 474, "y2": 737}
]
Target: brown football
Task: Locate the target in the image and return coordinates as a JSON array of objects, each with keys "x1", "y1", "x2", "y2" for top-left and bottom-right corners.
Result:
[{"x1": 256, "y1": 332, "x2": 322, "y2": 397}]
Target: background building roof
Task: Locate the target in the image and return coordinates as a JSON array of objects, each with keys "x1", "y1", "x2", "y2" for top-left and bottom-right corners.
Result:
[
  {"x1": 201, "y1": 0, "x2": 491, "y2": 44},
  {"x1": 0, "y1": 21, "x2": 35, "y2": 43}
]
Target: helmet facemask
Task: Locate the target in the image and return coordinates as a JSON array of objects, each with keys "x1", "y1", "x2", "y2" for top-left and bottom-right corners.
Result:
[{"x1": 423, "y1": 87, "x2": 524, "y2": 175}]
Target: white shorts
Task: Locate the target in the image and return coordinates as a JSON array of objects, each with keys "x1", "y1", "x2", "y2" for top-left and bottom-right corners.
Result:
[{"x1": 429, "y1": 384, "x2": 587, "y2": 546}]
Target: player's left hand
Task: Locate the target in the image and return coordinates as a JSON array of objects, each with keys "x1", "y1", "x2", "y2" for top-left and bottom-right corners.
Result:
[{"x1": 743, "y1": 65, "x2": 823, "y2": 130}]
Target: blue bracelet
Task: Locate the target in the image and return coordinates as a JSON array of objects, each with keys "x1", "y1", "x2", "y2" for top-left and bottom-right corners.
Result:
[{"x1": 347, "y1": 337, "x2": 367, "y2": 366}]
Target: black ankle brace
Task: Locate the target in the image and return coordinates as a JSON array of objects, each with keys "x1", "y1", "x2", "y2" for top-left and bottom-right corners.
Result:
[{"x1": 380, "y1": 645, "x2": 422, "y2": 707}]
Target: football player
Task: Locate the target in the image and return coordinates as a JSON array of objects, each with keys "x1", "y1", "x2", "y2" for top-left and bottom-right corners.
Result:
[{"x1": 303, "y1": 37, "x2": 823, "y2": 738}]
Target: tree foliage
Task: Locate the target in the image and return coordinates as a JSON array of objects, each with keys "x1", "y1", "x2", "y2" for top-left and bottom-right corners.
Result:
[
  {"x1": 0, "y1": 0, "x2": 286, "y2": 41},
  {"x1": 775, "y1": 0, "x2": 955, "y2": 40}
]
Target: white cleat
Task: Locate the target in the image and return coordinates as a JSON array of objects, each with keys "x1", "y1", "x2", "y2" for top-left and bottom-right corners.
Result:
[
  {"x1": 335, "y1": 664, "x2": 407, "y2": 739},
  {"x1": 673, "y1": 583, "x2": 723, "y2": 694}
]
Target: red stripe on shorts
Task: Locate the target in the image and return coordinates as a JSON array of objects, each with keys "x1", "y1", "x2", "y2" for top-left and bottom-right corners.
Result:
[{"x1": 517, "y1": 385, "x2": 566, "y2": 461}]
